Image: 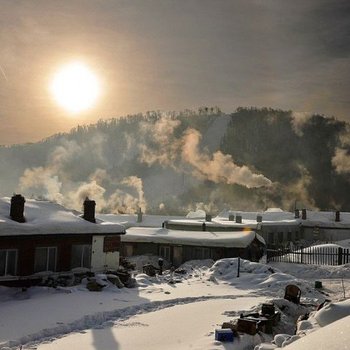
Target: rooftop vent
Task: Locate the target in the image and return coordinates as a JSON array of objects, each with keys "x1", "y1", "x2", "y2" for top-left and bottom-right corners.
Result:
[
  {"x1": 256, "y1": 215, "x2": 262, "y2": 223},
  {"x1": 335, "y1": 210, "x2": 340, "y2": 222},
  {"x1": 137, "y1": 208, "x2": 143, "y2": 223},
  {"x1": 83, "y1": 197, "x2": 96, "y2": 223},
  {"x1": 10, "y1": 194, "x2": 25, "y2": 223},
  {"x1": 235, "y1": 215, "x2": 242, "y2": 224},
  {"x1": 302, "y1": 209, "x2": 307, "y2": 220},
  {"x1": 205, "y1": 214, "x2": 212, "y2": 222},
  {"x1": 228, "y1": 214, "x2": 235, "y2": 221}
]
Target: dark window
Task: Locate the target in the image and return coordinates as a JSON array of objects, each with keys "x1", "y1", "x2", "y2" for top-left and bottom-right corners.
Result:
[
  {"x1": 268, "y1": 232, "x2": 275, "y2": 244},
  {"x1": 0, "y1": 249, "x2": 17, "y2": 276},
  {"x1": 287, "y1": 232, "x2": 292, "y2": 241},
  {"x1": 34, "y1": 247, "x2": 57, "y2": 273},
  {"x1": 71, "y1": 245, "x2": 91, "y2": 269},
  {"x1": 159, "y1": 246, "x2": 171, "y2": 261},
  {"x1": 193, "y1": 247, "x2": 211, "y2": 260}
]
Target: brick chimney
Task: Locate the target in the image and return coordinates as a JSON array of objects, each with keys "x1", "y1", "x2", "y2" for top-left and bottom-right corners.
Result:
[
  {"x1": 294, "y1": 209, "x2": 300, "y2": 219},
  {"x1": 335, "y1": 210, "x2": 340, "y2": 222},
  {"x1": 228, "y1": 214, "x2": 235, "y2": 221},
  {"x1": 302, "y1": 209, "x2": 307, "y2": 220},
  {"x1": 10, "y1": 194, "x2": 25, "y2": 223},
  {"x1": 137, "y1": 208, "x2": 143, "y2": 223},
  {"x1": 205, "y1": 214, "x2": 212, "y2": 222},
  {"x1": 235, "y1": 215, "x2": 242, "y2": 224},
  {"x1": 256, "y1": 215, "x2": 262, "y2": 223},
  {"x1": 83, "y1": 197, "x2": 96, "y2": 223}
]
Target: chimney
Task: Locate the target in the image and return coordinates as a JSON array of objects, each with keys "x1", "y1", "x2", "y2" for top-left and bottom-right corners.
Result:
[
  {"x1": 137, "y1": 208, "x2": 143, "y2": 223},
  {"x1": 294, "y1": 209, "x2": 300, "y2": 219},
  {"x1": 10, "y1": 194, "x2": 25, "y2": 223},
  {"x1": 335, "y1": 210, "x2": 340, "y2": 222},
  {"x1": 236, "y1": 215, "x2": 242, "y2": 224},
  {"x1": 83, "y1": 197, "x2": 96, "y2": 223},
  {"x1": 228, "y1": 214, "x2": 235, "y2": 221},
  {"x1": 205, "y1": 214, "x2": 212, "y2": 222},
  {"x1": 256, "y1": 215, "x2": 262, "y2": 223},
  {"x1": 302, "y1": 209, "x2": 307, "y2": 220}
]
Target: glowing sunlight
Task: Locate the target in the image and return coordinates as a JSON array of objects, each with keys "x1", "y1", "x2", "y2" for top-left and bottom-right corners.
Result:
[{"x1": 50, "y1": 62, "x2": 100, "y2": 114}]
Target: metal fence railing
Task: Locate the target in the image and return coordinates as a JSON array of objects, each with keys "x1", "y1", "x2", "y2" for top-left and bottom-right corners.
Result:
[{"x1": 266, "y1": 245, "x2": 350, "y2": 266}]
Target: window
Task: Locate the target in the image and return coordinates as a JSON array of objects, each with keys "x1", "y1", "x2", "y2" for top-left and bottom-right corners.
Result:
[
  {"x1": 124, "y1": 244, "x2": 134, "y2": 257},
  {"x1": 71, "y1": 244, "x2": 91, "y2": 269},
  {"x1": 34, "y1": 247, "x2": 57, "y2": 273},
  {"x1": 287, "y1": 231, "x2": 292, "y2": 242},
  {"x1": 159, "y1": 245, "x2": 171, "y2": 261},
  {"x1": 0, "y1": 249, "x2": 17, "y2": 276},
  {"x1": 278, "y1": 232, "x2": 284, "y2": 243},
  {"x1": 193, "y1": 247, "x2": 210, "y2": 260},
  {"x1": 268, "y1": 232, "x2": 275, "y2": 245}
]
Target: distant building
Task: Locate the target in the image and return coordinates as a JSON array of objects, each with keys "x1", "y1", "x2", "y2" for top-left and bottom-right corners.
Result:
[
  {"x1": 121, "y1": 227, "x2": 265, "y2": 266},
  {"x1": 0, "y1": 195, "x2": 125, "y2": 286}
]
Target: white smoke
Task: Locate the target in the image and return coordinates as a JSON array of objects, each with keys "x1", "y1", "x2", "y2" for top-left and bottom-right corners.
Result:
[
  {"x1": 181, "y1": 128, "x2": 272, "y2": 188},
  {"x1": 139, "y1": 115, "x2": 181, "y2": 168},
  {"x1": 19, "y1": 167, "x2": 64, "y2": 203},
  {"x1": 332, "y1": 148, "x2": 350, "y2": 174},
  {"x1": 121, "y1": 176, "x2": 146, "y2": 211},
  {"x1": 66, "y1": 180, "x2": 106, "y2": 212},
  {"x1": 18, "y1": 136, "x2": 148, "y2": 214},
  {"x1": 291, "y1": 112, "x2": 313, "y2": 136}
]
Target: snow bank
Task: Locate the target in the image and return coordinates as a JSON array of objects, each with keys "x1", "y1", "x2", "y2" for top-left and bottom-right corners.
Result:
[
  {"x1": 270, "y1": 262, "x2": 350, "y2": 279},
  {"x1": 284, "y1": 315, "x2": 350, "y2": 350},
  {"x1": 314, "y1": 299, "x2": 350, "y2": 326},
  {"x1": 209, "y1": 258, "x2": 323, "y2": 301}
]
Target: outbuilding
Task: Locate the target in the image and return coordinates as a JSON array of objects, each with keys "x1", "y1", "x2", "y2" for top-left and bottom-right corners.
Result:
[{"x1": 121, "y1": 226, "x2": 265, "y2": 266}]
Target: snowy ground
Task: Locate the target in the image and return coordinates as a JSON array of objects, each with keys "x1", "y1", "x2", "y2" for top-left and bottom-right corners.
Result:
[{"x1": 0, "y1": 258, "x2": 348, "y2": 350}]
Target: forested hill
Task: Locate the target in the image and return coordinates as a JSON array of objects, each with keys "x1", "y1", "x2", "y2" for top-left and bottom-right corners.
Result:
[{"x1": 1, "y1": 107, "x2": 349, "y2": 214}]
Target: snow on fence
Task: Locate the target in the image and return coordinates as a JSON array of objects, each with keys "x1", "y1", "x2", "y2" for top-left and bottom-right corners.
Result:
[{"x1": 267, "y1": 245, "x2": 350, "y2": 266}]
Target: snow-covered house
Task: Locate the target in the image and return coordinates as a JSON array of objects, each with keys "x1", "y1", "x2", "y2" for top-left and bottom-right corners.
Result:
[
  {"x1": 0, "y1": 195, "x2": 125, "y2": 286},
  {"x1": 164, "y1": 208, "x2": 350, "y2": 246},
  {"x1": 164, "y1": 209, "x2": 301, "y2": 247},
  {"x1": 121, "y1": 227, "x2": 265, "y2": 266},
  {"x1": 298, "y1": 210, "x2": 350, "y2": 242}
]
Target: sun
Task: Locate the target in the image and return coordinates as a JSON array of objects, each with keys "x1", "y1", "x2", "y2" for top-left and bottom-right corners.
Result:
[{"x1": 50, "y1": 62, "x2": 100, "y2": 113}]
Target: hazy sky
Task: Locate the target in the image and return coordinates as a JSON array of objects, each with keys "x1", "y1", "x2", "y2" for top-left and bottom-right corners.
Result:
[{"x1": 0, "y1": 0, "x2": 349, "y2": 144}]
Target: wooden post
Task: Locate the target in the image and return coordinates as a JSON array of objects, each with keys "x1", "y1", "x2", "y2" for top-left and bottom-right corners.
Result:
[
  {"x1": 237, "y1": 257, "x2": 240, "y2": 278},
  {"x1": 338, "y1": 247, "x2": 343, "y2": 266},
  {"x1": 300, "y1": 247, "x2": 304, "y2": 264}
]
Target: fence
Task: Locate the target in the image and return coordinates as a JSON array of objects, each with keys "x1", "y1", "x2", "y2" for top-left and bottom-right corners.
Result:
[{"x1": 266, "y1": 245, "x2": 350, "y2": 266}]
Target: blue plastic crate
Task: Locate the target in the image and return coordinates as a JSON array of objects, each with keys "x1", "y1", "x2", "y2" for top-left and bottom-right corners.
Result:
[{"x1": 215, "y1": 329, "x2": 234, "y2": 342}]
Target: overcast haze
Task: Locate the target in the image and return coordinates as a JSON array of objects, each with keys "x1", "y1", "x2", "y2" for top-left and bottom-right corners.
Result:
[{"x1": 1, "y1": 0, "x2": 349, "y2": 144}]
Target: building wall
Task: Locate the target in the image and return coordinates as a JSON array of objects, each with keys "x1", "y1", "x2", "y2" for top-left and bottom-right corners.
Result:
[
  {"x1": 302, "y1": 226, "x2": 350, "y2": 242},
  {"x1": 0, "y1": 235, "x2": 92, "y2": 276},
  {"x1": 121, "y1": 239, "x2": 264, "y2": 267},
  {"x1": 260, "y1": 224, "x2": 301, "y2": 246},
  {"x1": 91, "y1": 235, "x2": 120, "y2": 272}
]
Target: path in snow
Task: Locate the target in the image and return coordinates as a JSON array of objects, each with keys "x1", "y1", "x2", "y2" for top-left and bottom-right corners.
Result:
[
  {"x1": 34, "y1": 297, "x2": 266, "y2": 350},
  {"x1": 1, "y1": 293, "x2": 264, "y2": 349}
]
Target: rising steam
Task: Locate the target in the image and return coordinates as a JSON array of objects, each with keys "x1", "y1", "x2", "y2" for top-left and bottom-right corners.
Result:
[{"x1": 181, "y1": 128, "x2": 272, "y2": 188}]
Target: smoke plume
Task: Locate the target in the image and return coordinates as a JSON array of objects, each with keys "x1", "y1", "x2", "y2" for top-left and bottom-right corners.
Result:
[
  {"x1": 181, "y1": 128, "x2": 272, "y2": 188},
  {"x1": 291, "y1": 112, "x2": 313, "y2": 136},
  {"x1": 332, "y1": 148, "x2": 350, "y2": 174}
]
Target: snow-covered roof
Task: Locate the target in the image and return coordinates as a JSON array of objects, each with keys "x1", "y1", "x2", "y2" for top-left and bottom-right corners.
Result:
[
  {"x1": 0, "y1": 198, "x2": 125, "y2": 236},
  {"x1": 97, "y1": 213, "x2": 185, "y2": 228},
  {"x1": 301, "y1": 210, "x2": 350, "y2": 228},
  {"x1": 122, "y1": 227, "x2": 265, "y2": 247},
  {"x1": 97, "y1": 208, "x2": 350, "y2": 231},
  {"x1": 214, "y1": 209, "x2": 298, "y2": 227}
]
